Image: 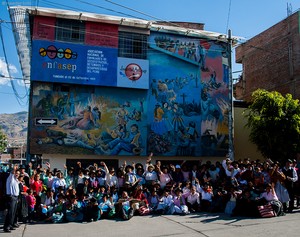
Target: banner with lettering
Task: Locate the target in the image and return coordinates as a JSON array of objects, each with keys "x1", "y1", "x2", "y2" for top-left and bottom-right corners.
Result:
[{"x1": 31, "y1": 40, "x2": 118, "y2": 86}]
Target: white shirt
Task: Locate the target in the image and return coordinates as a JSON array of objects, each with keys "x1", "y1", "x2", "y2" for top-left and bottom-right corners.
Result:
[
  {"x1": 159, "y1": 173, "x2": 171, "y2": 188},
  {"x1": 187, "y1": 192, "x2": 200, "y2": 205},
  {"x1": 144, "y1": 171, "x2": 158, "y2": 181},
  {"x1": 6, "y1": 173, "x2": 19, "y2": 196},
  {"x1": 160, "y1": 195, "x2": 173, "y2": 206},
  {"x1": 196, "y1": 184, "x2": 213, "y2": 202},
  {"x1": 260, "y1": 191, "x2": 278, "y2": 202},
  {"x1": 52, "y1": 178, "x2": 67, "y2": 191}
]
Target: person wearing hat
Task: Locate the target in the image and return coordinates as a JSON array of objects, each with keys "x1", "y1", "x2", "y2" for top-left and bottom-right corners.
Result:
[
  {"x1": 170, "y1": 164, "x2": 184, "y2": 185},
  {"x1": 65, "y1": 194, "x2": 83, "y2": 222},
  {"x1": 85, "y1": 197, "x2": 101, "y2": 222},
  {"x1": 19, "y1": 165, "x2": 30, "y2": 187},
  {"x1": 144, "y1": 164, "x2": 159, "y2": 188},
  {"x1": 124, "y1": 165, "x2": 138, "y2": 194},
  {"x1": 282, "y1": 159, "x2": 298, "y2": 212}
]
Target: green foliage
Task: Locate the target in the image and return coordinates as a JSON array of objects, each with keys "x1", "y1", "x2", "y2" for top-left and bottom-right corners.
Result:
[
  {"x1": 0, "y1": 128, "x2": 8, "y2": 153},
  {"x1": 244, "y1": 89, "x2": 300, "y2": 162}
]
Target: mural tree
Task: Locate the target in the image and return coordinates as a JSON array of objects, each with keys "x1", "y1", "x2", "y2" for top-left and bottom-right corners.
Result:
[{"x1": 244, "y1": 89, "x2": 300, "y2": 162}]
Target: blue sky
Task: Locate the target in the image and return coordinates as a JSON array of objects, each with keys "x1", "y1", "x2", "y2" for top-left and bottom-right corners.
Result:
[{"x1": 0, "y1": 0, "x2": 300, "y2": 114}]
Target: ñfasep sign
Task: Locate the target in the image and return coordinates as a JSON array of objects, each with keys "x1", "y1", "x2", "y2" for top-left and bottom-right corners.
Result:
[{"x1": 31, "y1": 40, "x2": 118, "y2": 86}]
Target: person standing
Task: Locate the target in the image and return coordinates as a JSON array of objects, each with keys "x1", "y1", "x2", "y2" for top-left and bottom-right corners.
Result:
[
  {"x1": 282, "y1": 159, "x2": 298, "y2": 212},
  {"x1": 3, "y1": 164, "x2": 20, "y2": 233}
]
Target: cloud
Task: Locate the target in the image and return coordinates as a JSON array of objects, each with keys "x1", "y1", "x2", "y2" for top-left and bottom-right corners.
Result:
[{"x1": 0, "y1": 57, "x2": 19, "y2": 86}]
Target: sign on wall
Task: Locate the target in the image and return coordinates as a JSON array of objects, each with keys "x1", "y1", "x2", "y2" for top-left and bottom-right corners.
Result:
[
  {"x1": 117, "y1": 57, "x2": 149, "y2": 89},
  {"x1": 32, "y1": 16, "x2": 56, "y2": 40},
  {"x1": 31, "y1": 40, "x2": 118, "y2": 86}
]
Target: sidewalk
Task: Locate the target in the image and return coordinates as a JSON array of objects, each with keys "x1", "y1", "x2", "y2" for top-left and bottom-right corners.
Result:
[{"x1": 1, "y1": 209, "x2": 300, "y2": 237}]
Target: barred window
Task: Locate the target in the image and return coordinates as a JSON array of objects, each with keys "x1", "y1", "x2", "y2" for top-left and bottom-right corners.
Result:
[
  {"x1": 55, "y1": 19, "x2": 85, "y2": 43},
  {"x1": 118, "y1": 32, "x2": 147, "y2": 59}
]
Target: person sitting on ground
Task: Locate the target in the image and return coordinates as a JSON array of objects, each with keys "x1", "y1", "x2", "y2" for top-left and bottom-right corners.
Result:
[
  {"x1": 148, "y1": 189, "x2": 160, "y2": 213},
  {"x1": 85, "y1": 197, "x2": 101, "y2": 222},
  {"x1": 186, "y1": 185, "x2": 200, "y2": 213},
  {"x1": 156, "y1": 190, "x2": 174, "y2": 215},
  {"x1": 172, "y1": 188, "x2": 189, "y2": 215},
  {"x1": 116, "y1": 191, "x2": 134, "y2": 220},
  {"x1": 258, "y1": 183, "x2": 284, "y2": 216},
  {"x1": 98, "y1": 194, "x2": 114, "y2": 219},
  {"x1": 64, "y1": 194, "x2": 83, "y2": 222}
]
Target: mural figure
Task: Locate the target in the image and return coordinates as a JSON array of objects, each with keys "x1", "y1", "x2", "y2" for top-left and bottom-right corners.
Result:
[
  {"x1": 207, "y1": 71, "x2": 221, "y2": 90},
  {"x1": 35, "y1": 94, "x2": 53, "y2": 116},
  {"x1": 48, "y1": 94, "x2": 69, "y2": 120},
  {"x1": 151, "y1": 103, "x2": 165, "y2": 136},
  {"x1": 76, "y1": 105, "x2": 95, "y2": 130},
  {"x1": 115, "y1": 104, "x2": 130, "y2": 133},
  {"x1": 100, "y1": 123, "x2": 142, "y2": 155},
  {"x1": 92, "y1": 106, "x2": 101, "y2": 128},
  {"x1": 198, "y1": 43, "x2": 207, "y2": 71},
  {"x1": 147, "y1": 131, "x2": 171, "y2": 155},
  {"x1": 161, "y1": 102, "x2": 173, "y2": 135},
  {"x1": 68, "y1": 92, "x2": 76, "y2": 117},
  {"x1": 171, "y1": 102, "x2": 185, "y2": 142}
]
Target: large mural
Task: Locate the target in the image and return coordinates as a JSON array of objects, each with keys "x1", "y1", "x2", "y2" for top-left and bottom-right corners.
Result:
[
  {"x1": 30, "y1": 83, "x2": 148, "y2": 156},
  {"x1": 147, "y1": 33, "x2": 230, "y2": 157},
  {"x1": 29, "y1": 31, "x2": 230, "y2": 157}
]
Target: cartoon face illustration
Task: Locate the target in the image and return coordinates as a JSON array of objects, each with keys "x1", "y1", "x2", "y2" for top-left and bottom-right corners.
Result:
[
  {"x1": 39, "y1": 47, "x2": 47, "y2": 57},
  {"x1": 57, "y1": 48, "x2": 64, "y2": 59},
  {"x1": 125, "y1": 63, "x2": 142, "y2": 81},
  {"x1": 47, "y1": 45, "x2": 57, "y2": 59},
  {"x1": 64, "y1": 48, "x2": 72, "y2": 59}
]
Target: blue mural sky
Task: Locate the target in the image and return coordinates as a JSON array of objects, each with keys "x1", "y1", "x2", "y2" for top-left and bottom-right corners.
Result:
[{"x1": 1, "y1": 0, "x2": 300, "y2": 113}]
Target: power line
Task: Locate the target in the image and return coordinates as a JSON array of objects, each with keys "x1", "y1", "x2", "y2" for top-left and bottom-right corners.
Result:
[
  {"x1": 41, "y1": 0, "x2": 144, "y2": 20},
  {"x1": 0, "y1": 23, "x2": 26, "y2": 101},
  {"x1": 0, "y1": 91, "x2": 27, "y2": 96}
]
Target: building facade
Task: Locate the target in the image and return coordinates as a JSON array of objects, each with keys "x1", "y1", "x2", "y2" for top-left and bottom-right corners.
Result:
[
  {"x1": 10, "y1": 7, "x2": 233, "y2": 168},
  {"x1": 235, "y1": 10, "x2": 300, "y2": 101}
]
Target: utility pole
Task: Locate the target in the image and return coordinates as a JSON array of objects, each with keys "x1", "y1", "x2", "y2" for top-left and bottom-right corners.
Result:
[{"x1": 228, "y1": 29, "x2": 234, "y2": 161}]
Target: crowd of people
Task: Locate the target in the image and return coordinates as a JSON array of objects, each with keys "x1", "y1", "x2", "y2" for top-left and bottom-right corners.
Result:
[{"x1": 0, "y1": 153, "x2": 299, "y2": 233}]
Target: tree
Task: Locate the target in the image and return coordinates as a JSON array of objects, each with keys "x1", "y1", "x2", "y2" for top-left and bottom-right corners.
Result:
[
  {"x1": 0, "y1": 128, "x2": 8, "y2": 153},
  {"x1": 244, "y1": 89, "x2": 300, "y2": 162}
]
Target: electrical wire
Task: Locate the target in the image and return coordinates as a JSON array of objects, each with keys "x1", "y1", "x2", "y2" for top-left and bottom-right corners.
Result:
[
  {"x1": 0, "y1": 23, "x2": 28, "y2": 105},
  {"x1": 41, "y1": 0, "x2": 144, "y2": 20}
]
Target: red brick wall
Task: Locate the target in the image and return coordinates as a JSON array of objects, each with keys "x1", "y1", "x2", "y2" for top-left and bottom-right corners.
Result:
[{"x1": 235, "y1": 11, "x2": 300, "y2": 101}]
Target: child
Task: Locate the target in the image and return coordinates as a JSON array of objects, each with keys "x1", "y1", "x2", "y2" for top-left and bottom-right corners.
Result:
[
  {"x1": 26, "y1": 189, "x2": 36, "y2": 223},
  {"x1": 224, "y1": 186, "x2": 242, "y2": 215},
  {"x1": 85, "y1": 197, "x2": 101, "y2": 222},
  {"x1": 98, "y1": 194, "x2": 114, "y2": 219},
  {"x1": 148, "y1": 190, "x2": 160, "y2": 213},
  {"x1": 172, "y1": 188, "x2": 189, "y2": 215}
]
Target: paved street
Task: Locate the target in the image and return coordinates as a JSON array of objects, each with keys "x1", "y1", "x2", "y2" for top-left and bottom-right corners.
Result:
[{"x1": 1, "y1": 210, "x2": 300, "y2": 237}]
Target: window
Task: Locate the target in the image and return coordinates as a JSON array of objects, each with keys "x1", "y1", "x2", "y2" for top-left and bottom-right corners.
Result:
[
  {"x1": 55, "y1": 19, "x2": 85, "y2": 43},
  {"x1": 118, "y1": 32, "x2": 147, "y2": 59}
]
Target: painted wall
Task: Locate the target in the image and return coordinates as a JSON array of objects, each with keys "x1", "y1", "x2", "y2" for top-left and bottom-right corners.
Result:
[
  {"x1": 146, "y1": 33, "x2": 230, "y2": 157},
  {"x1": 29, "y1": 18, "x2": 231, "y2": 158},
  {"x1": 30, "y1": 83, "x2": 148, "y2": 156}
]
